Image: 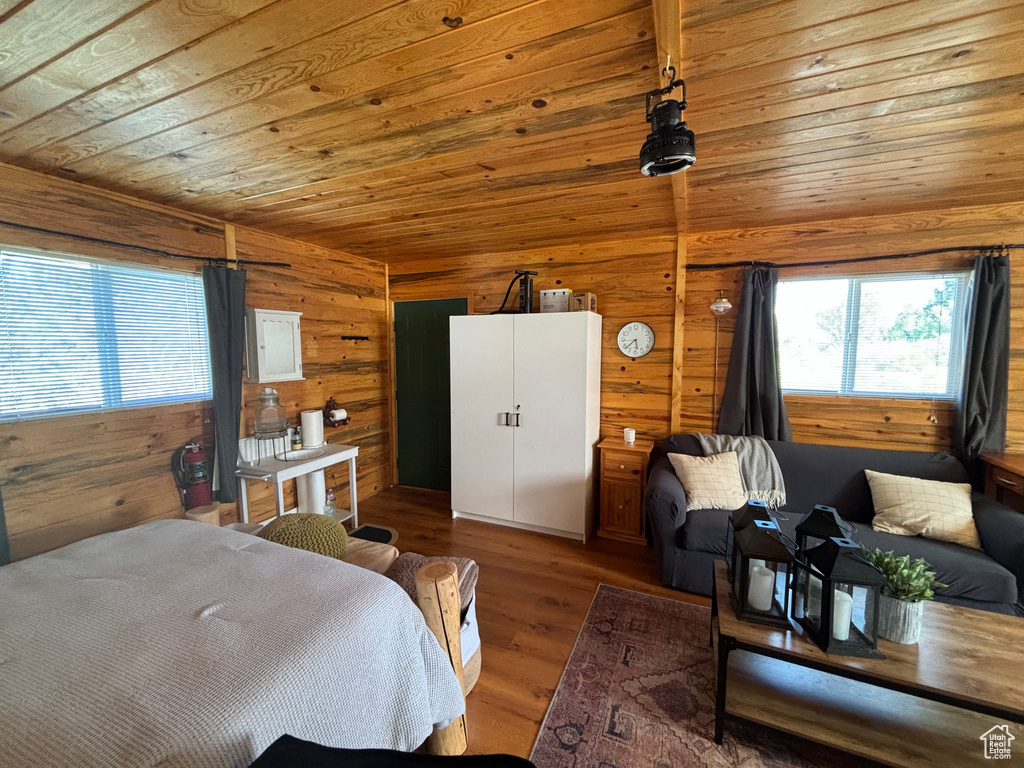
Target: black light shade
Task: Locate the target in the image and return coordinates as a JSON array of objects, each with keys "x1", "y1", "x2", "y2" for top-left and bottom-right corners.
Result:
[{"x1": 639, "y1": 99, "x2": 696, "y2": 177}]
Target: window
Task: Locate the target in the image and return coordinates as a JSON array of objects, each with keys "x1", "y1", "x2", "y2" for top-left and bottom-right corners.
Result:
[
  {"x1": 776, "y1": 272, "x2": 969, "y2": 398},
  {"x1": 0, "y1": 247, "x2": 212, "y2": 420}
]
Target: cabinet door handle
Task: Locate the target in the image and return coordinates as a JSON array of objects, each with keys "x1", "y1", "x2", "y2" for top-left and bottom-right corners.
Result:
[
  {"x1": 501, "y1": 412, "x2": 509, "y2": 426},
  {"x1": 513, "y1": 412, "x2": 521, "y2": 427},
  {"x1": 996, "y1": 476, "x2": 1019, "y2": 487}
]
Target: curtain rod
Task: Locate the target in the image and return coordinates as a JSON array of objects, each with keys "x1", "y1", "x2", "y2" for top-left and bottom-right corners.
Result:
[
  {"x1": 0, "y1": 219, "x2": 292, "y2": 269},
  {"x1": 685, "y1": 244, "x2": 1023, "y2": 272}
]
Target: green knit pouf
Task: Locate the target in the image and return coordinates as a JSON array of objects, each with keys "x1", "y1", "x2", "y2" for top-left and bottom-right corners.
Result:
[{"x1": 257, "y1": 513, "x2": 348, "y2": 560}]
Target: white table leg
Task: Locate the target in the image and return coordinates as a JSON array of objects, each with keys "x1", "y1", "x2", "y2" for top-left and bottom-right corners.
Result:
[
  {"x1": 237, "y1": 478, "x2": 249, "y2": 523},
  {"x1": 348, "y1": 456, "x2": 358, "y2": 528},
  {"x1": 275, "y1": 481, "x2": 286, "y2": 518}
]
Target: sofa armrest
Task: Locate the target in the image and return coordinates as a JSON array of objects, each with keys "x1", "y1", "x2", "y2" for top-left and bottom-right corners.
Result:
[
  {"x1": 645, "y1": 457, "x2": 688, "y2": 584},
  {"x1": 973, "y1": 492, "x2": 1024, "y2": 596}
]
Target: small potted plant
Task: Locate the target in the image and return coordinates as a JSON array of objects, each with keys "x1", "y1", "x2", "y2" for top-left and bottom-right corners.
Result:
[{"x1": 862, "y1": 549, "x2": 946, "y2": 644}]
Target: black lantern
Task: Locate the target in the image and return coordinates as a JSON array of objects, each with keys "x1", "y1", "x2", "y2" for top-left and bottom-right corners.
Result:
[
  {"x1": 725, "y1": 501, "x2": 772, "y2": 584},
  {"x1": 639, "y1": 64, "x2": 695, "y2": 177},
  {"x1": 792, "y1": 505, "x2": 847, "y2": 620},
  {"x1": 795, "y1": 505, "x2": 846, "y2": 553},
  {"x1": 729, "y1": 516, "x2": 794, "y2": 628},
  {"x1": 793, "y1": 536, "x2": 887, "y2": 659}
]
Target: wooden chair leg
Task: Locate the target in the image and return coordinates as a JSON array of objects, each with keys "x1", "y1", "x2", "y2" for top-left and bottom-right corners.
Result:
[{"x1": 415, "y1": 562, "x2": 468, "y2": 756}]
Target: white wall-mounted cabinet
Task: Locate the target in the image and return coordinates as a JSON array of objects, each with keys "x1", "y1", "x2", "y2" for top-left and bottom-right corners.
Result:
[
  {"x1": 449, "y1": 312, "x2": 602, "y2": 540},
  {"x1": 245, "y1": 308, "x2": 304, "y2": 383}
]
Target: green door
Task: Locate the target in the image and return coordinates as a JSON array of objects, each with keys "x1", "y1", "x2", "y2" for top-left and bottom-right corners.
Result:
[{"x1": 394, "y1": 298, "x2": 468, "y2": 490}]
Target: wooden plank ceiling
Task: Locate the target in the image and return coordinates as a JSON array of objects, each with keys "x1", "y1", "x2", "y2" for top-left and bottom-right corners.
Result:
[
  {"x1": 0, "y1": 0, "x2": 673, "y2": 262},
  {"x1": 682, "y1": 0, "x2": 1024, "y2": 232},
  {"x1": 0, "y1": 0, "x2": 1022, "y2": 261}
]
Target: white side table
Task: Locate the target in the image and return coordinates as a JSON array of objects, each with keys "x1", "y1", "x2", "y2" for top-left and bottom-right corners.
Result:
[{"x1": 235, "y1": 443, "x2": 359, "y2": 525}]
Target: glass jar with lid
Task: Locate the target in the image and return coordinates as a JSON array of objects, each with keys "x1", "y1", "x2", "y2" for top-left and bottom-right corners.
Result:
[{"x1": 254, "y1": 387, "x2": 287, "y2": 435}]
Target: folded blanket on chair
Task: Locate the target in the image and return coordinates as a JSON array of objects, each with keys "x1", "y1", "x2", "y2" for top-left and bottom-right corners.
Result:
[
  {"x1": 385, "y1": 552, "x2": 479, "y2": 613},
  {"x1": 696, "y1": 433, "x2": 786, "y2": 509}
]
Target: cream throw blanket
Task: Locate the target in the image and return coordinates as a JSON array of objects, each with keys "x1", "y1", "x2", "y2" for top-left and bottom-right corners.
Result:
[{"x1": 696, "y1": 433, "x2": 787, "y2": 509}]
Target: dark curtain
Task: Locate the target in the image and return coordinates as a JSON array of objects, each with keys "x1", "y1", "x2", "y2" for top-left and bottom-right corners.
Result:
[
  {"x1": 0, "y1": 487, "x2": 9, "y2": 566},
  {"x1": 955, "y1": 250, "x2": 1010, "y2": 481},
  {"x1": 203, "y1": 266, "x2": 247, "y2": 503},
  {"x1": 717, "y1": 267, "x2": 792, "y2": 441}
]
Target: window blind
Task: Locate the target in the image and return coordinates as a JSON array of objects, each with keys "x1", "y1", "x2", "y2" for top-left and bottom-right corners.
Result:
[
  {"x1": 0, "y1": 247, "x2": 212, "y2": 420},
  {"x1": 776, "y1": 271, "x2": 970, "y2": 399}
]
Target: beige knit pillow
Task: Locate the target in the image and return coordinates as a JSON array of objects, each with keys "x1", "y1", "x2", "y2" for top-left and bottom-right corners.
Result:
[
  {"x1": 866, "y1": 470, "x2": 981, "y2": 549},
  {"x1": 668, "y1": 451, "x2": 747, "y2": 511}
]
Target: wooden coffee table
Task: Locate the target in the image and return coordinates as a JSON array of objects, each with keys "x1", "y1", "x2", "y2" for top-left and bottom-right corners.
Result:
[{"x1": 711, "y1": 560, "x2": 1024, "y2": 767}]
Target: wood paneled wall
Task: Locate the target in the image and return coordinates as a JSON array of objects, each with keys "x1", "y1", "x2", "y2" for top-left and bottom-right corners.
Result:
[
  {"x1": 235, "y1": 227, "x2": 390, "y2": 524},
  {"x1": 680, "y1": 200, "x2": 1024, "y2": 452},
  {"x1": 0, "y1": 163, "x2": 390, "y2": 560},
  {"x1": 388, "y1": 236, "x2": 678, "y2": 440}
]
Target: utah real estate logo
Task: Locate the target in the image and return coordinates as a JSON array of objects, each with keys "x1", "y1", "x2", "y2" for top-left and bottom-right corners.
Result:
[{"x1": 980, "y1": 725, "x2": 1015, "y2": 760}]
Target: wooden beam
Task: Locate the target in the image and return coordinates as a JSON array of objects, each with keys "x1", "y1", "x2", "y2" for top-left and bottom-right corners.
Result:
[
  {"x1": 652, "y1": 0, "x2": 688, "y2": 434},
  {"x1": 223, "y1": 222, "x2": 237, "y2": 267},
  {"x1": 651, "y1": 0, "x2": 687, "y2": 229},
  {"x1": 386, "y1": 265, "x2": 399, "y2": 487},
  {"x1": 670, "y1": 234, "x2": 686, "y2": 433}
]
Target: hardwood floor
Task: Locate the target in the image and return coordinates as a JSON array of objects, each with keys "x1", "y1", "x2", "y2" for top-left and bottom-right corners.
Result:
[{"x1": 358, "y1": 485, "x2": 708, "y2": 757}]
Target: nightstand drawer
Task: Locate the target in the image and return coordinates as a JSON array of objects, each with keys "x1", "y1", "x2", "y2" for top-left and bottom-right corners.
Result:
[
  {"x1": 989, "y1": 466, "x2": 1024, "y2": 494},
  {"x1": 602, "y1": 450, "x2": 644, "y2": 482}
]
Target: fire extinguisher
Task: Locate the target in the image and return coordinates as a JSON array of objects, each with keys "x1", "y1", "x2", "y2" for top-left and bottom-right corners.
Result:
[{"x1": 172, "y1": 439, "x2": 212, "y2": 511}]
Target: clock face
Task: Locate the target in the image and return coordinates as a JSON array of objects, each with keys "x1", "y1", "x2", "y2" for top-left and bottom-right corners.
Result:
[{"x1": 617, "y1": 322, "x2": 655, "y2": 358}]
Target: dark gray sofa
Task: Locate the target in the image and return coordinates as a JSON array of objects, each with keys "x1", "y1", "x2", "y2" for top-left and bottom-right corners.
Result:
[{"x1": 645, "y1": 434, "x2": 1024, "y2": 616}]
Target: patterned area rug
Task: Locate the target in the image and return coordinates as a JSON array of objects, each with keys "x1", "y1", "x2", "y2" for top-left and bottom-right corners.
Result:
[{"x1": 531, "y1": 585, "x2": 861, "y2": 768}]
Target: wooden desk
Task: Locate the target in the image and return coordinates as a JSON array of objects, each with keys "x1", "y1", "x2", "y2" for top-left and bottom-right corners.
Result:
[
  {"x1": 596, "y1": 437, "x2": 654, "y2": 544},
  {"x1": 235, "y1": 443, "x2": 359, "y2": 524},
  {"x1": 980, "y1": 452, "x2": 1024, "y2": 513}
]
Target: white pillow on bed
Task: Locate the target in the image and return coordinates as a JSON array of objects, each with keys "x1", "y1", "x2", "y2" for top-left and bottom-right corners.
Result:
[{"x1": 668, "y1": 451, "x2": 747, "y2": 511}]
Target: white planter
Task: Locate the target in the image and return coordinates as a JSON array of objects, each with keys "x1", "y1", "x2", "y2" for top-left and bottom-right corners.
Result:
[{"x1": 878, "y1": 594, "x2": 923, "y2": 644}]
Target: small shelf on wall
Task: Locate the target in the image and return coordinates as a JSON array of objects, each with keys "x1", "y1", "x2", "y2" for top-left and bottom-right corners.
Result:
[{"x1": 245, "y1": 308, "x2": 304, "y2": 383}]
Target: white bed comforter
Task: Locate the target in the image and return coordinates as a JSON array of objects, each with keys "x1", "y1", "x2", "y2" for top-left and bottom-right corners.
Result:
[{"x1": 0, "y1": 520, "x2": 465, "y2": 767}]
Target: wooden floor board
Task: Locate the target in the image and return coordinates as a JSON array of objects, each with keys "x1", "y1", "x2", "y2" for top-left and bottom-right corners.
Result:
[{"x1": 358, "y1": 485, "x2": 706, "y2": 757}]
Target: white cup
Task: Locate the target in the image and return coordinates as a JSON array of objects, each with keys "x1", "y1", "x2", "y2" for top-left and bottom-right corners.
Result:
[{"x1": 624, "y1": 428, "x2": 636, "y2": 444}]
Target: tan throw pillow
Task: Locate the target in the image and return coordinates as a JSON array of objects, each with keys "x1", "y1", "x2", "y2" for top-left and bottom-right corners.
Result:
[
  {"x1": 668, "y1": 451, "x2": 748, "y2": 511},
  {"x1": 866, "y1": 469, "x2": 981, "y2": 549}
]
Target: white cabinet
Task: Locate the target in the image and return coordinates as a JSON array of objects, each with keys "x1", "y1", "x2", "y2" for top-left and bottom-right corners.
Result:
[
  {"x1": 245, "y1": 308, "x2": 304, "y2": 383},
  {"x1": 450, "y1": 312, "x2": 602, "y2": 540}
]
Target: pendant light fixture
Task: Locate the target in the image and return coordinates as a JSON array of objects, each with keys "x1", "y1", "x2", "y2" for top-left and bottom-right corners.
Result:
[{"x1": 639, "y1": 59, "x2": 696, "y2": 177}]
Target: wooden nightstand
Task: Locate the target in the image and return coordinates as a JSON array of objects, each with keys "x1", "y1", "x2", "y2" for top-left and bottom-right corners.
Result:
[
  {"x1": 980, "y1": 452, "x2": 1024, "y2": 514},
  {"x1": 596, "y1": 437, "x2": 654, "y2": 544}
]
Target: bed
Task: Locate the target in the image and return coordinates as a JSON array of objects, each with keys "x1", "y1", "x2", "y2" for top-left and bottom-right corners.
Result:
[{"x1": 0, "y1": 520, "x2": 466, "y2": 767}]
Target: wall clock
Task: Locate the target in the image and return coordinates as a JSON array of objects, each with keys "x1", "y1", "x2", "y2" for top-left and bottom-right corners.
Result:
[{"x1": 617, "y1": 322, "x2": 655, "y2": 358}]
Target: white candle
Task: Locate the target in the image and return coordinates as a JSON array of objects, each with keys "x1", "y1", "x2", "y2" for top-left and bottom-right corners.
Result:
[
  {"x1": 748, "y1": 565, "x2": 775, "y2": 612},
  {"x1": 833, "y1": 590, "x2": 853, "y2": 641},
  {"x1": 624, "y1": 427, "x2": 636, "y2": 444},
  {"x1": 748, "y1": 558, "x2": 766, "y2": 580}
]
